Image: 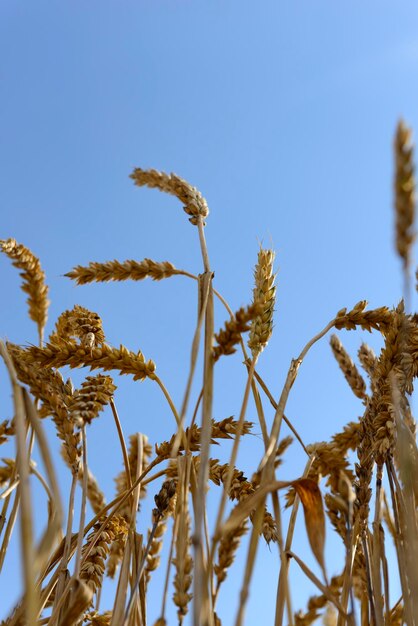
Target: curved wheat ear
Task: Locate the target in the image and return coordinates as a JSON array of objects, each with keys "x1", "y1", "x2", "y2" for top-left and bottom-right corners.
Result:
[
  {"x1": 330, "y1": 334, "x2": 367, "y2": 400},
  {"x1": 130, "y1": 168, "x2": 209, "y2": 225},
  {"x1": 65, "y1": 259, "x2": 189, "y2": 284},
  {"x1": 394, "y1": 120, "x2": 415, "y2": 271},
  {"x1": 49, "y1": 305, "x2": 106, "y2": 347},
  {"x1": 0, "y1": 238, "x2": 49, "y2": 341},
  {"x1": 248, "y1": 247, "x2": 276, "y2": 357}
]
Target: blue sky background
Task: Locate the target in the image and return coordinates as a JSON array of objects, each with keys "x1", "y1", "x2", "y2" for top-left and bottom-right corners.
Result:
[{"x1": 1, "y1": 1, "x2": 418, "y2": 624}]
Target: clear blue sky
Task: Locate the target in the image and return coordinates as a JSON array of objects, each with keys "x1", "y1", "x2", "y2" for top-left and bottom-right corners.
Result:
[{"x1": 1, "y1": 2, "x2": 418, "y2": 624}]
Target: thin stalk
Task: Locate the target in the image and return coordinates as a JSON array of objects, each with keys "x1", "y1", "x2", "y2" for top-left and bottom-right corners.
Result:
[
  {"x1": 234, "y1": 501, "x2": 265, "y2": 626},
  {"x1": 110, "y1": 398, "x2": 132, "y2": 491},
  {"x1": 54, "y1": 470, "x2": 78, "y2": 613},
  {"x1": 171, "y1": 272, "x2": 212, "y2": 457},
  {"x1": 259, "y1": 318, "x2": 336, "y2": 471},
  {"x1": 337, "y1": 518, "x2": 360, "y2": 626},
  {"x1": 0, "y1": 489, "x2": 20, "y2": 571},
  {"x1": 123, "y1": 514, "x2": 161, "y2": 625},
  {"x1": 251, "y1": 368, "x2": 310, "y2": 457},
  {"x1": 371, "y1": 466, "x2": 384, "y2": 626},
  {"x1": 73, "y1": 426, "x2": 88, "y2": 579},
  {"x1": 386, "y1": 460, "x2": 414, "y2": 626},
  {"x1": 160, "y1": 515, "x2": 177, "y2": 621},
  {"x1": 275, "y1": 456, "x2": 314, "y2": 626},
  {"x1": 210, "y1": 358, "x2": 257, "y2": 556},
  {"x1": 0, "y1": 341, "x2": 37, "y2": 626},
  {"x1": 154, "y1": 375, "x2": 182, "y2": 430},
  {"x1": 287, "y1": 550, "x2": 348, "y2": 616},
  {"x1": 194, "y1": 271, "x2": 215, "y2": 626},
  {"x1": 361, "y1": 530, "x2": 377, "y2": 626}
]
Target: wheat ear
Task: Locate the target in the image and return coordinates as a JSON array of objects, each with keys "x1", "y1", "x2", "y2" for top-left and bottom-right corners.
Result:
[
  {"x1": 65, "y1": 258, "x2": 192, "y2": 284},
  {"x1": 130, "y1": 168, "x2": 209, "y2": 225},
  {"x1": 330, "y1": 334, "x2": 367, "y2": 400},
  {"x1": 394, "y1": 120, "x2": 415, "y2": 272},
  {"x1": 21, "y1": 341, "x2": 156, "y2": 381},
  {"x1": 248, "y1": 248, "x2": 276, "y2": 357},
  {"x1": 1, "y1": 238, "x2": 49, "y2": 342}
]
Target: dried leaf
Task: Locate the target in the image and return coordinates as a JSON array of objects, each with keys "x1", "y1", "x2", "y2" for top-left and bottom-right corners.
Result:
[{"x1": 292, "y1": 478, "x2": 326, "y2": 578}]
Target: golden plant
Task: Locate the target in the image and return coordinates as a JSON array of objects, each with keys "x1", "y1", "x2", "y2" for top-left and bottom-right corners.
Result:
[{"x1": 0, "y1": 122, "x2": 417, "y2": 626}]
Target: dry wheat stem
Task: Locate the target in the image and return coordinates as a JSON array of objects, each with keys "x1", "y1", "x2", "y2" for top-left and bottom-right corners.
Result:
[
  {"x1": 194, "y1": 271, "x2": 215, "y2": 626},
  {"x1": 275, "y1": 456, "x2": 315, "y2": 626},
  {"x1": 208, "y1": 357, "x2": 257, "y2": 600},
  {"x1": 110, "y1": 399, "x2": 132, "y2": 493},
  {"x1": 22, "y1": 391, "x2": 63, "y2": 581},
  {"x1": 0, "y1": 342, "x2": 38, "y2": 626},
  {"x1": 170, "y1": 272, "x2": 212, "y2": 458},
  {"x1": 260, "y1": 317, "x2": 337, "y2": 473},
  {"x1": 251, "y1": 367, "x2": 310, "y2": 456},
  {"x1": 123, "y1": 514, "x2": 162, "y2": 625},
  {"x1": 234, "y1": 502, "x2": 265, "y2": 626},
  {"x1": 73, "y1": 426, "x2": 89, "y2": 579},
  {"x1": 385, "y1": 463, "x2": 414, "y2": 626},
  {"x1": 288, "y1": 551, "x2": 347, "y2": 617}
]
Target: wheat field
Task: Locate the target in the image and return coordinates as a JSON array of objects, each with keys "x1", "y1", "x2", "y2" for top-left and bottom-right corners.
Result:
[{"x1": 0, "y1": 121, "x2": 417, "y2": 626}]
